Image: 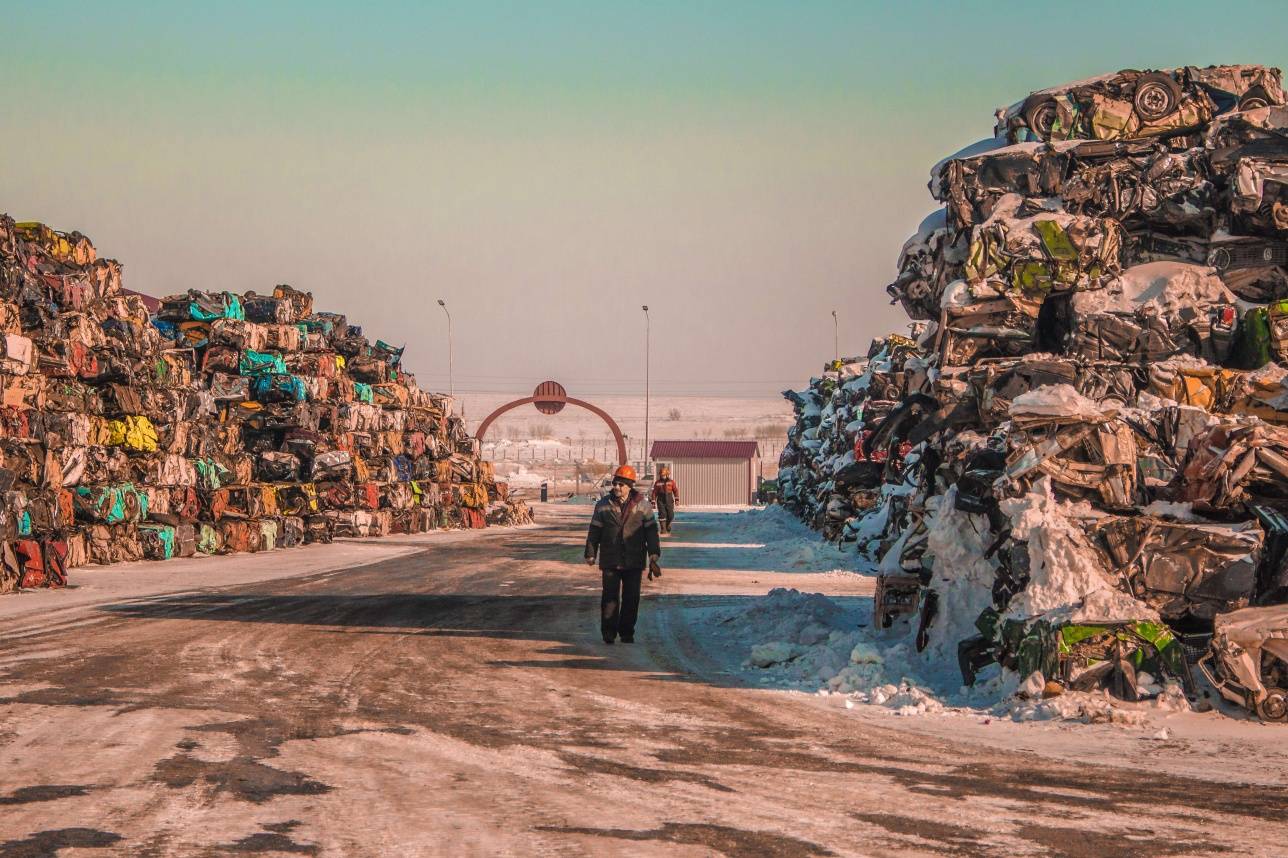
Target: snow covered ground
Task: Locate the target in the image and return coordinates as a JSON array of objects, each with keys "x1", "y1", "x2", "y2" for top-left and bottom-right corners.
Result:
[
  {"x1": 663, "y1": 503, "x2": 1288, "y2": 785},
  {"x1": 0, "y1": 526, "x2": 523, "y2": 628},
  {"x1": 662, "y1": 505, "x2": 854, "y2": 574},
  {"x1": 699, "y1": 585, "x2": 1192, "y2": 725},
  {"x1": 463, "y1": 393, "x2": 792, "y2": 444},
  {"x1": 490, "y1": 438, "x2": 571, "y2": 451}
]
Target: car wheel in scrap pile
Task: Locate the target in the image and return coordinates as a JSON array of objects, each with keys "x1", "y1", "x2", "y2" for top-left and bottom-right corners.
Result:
[
  {"x1": 1022, "y1": 95, "x2": 1059, "y2": 140},
  {"x1": 1257, "y1": 687, "x2": 1288, "y2": 722},
  {"x1": 1239, "y1": 87, "x2": 1273, "y2": 111},
  {"x1": 1133, "y1": 73, "x2": 1182, "y2": 121},
  {"x1": 1207, "y1": 246, "x2": 1232, "y2": 272}
]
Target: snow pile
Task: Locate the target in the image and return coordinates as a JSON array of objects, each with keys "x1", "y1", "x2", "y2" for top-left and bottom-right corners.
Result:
[
  {"x1": 1071, "y1": 262, "x2": 1235, "y2": 316},
  {"x1": 733, "y1": 588, "x2": 865, "y2": 684},
  {"x1": 492, "y1": 465, "x2": 547, "y2": 489},
  {"x1": 1008, "y1": 385, "x2": 1109, "y2": 422},
  {"x1": 999, "y1": 482, "x2": 1157, "y2": 626},
  {"x1": 716, "y1": 585, "x2": 1186, "y2": 726}
]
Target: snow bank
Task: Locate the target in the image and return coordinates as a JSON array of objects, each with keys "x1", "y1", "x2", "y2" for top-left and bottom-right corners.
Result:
[
  {"x1": 711, "y1": 585, "x2": 1185, "y2": 727},
  {"x1": 1000, "y1": 482, "x2": 1157, "y2": 626},
  {"x1": 707, "y1": 482, "x2": 1180, "y2": 726}
]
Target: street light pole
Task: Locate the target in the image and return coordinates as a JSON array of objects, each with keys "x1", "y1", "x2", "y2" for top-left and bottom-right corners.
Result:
[
  {"x1": 437, "y1": 299, "x2": 454, "y2": 403},
  {"x1": 832, "y1": 309, "x2": 839, "y2": 366},
  {"x1": 643, "y1": 304, "x2": 650, "y2": 478}
]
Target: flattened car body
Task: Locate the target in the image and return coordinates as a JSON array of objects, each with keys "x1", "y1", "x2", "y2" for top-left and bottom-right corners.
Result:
[{"x1": 1199, "y1": 604, "x2": 1288, "y2": 720}]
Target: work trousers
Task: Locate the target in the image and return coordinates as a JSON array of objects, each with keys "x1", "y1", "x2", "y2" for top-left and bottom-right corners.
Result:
[
  {"x1": 601, "y1": 568, "x2": 643, "y2": 641},
  {"x1": 656, "y1": 494, "x2": 675, "y2": 532}
]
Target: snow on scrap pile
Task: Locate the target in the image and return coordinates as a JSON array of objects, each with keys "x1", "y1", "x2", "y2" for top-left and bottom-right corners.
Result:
[{"x1": 776, "y1": 64, "x2": 1288, "y2": 722}]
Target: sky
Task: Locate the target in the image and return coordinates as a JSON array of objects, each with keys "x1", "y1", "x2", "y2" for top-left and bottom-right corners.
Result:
[{"x1": 3, "y1": 1, "x2": 1285, "y2": 399}]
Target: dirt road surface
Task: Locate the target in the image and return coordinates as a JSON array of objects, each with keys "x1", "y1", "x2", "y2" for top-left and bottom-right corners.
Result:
[{"x1": 2, "y1": 504, "x2": 1286, "y2": 857}]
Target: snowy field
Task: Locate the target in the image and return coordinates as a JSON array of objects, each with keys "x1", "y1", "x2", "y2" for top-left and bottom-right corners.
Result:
[
  {"x1": 461, "y1": 393, "x2": 792, "y2": 443},
  {"x1": 469, "y1": 392, "x2": 794, "y2": 493}
]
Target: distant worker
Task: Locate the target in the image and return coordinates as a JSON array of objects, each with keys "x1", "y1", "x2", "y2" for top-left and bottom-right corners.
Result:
[
  {"x1": 584, "y1": 465, "x2": 661, "y2": 645},
  {"x1": 650, "y1": 465, "x2": 680, "y2": 535}
]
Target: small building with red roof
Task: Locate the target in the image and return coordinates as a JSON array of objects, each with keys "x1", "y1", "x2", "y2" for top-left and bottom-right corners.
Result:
[{"x1": 649, "y1": 440, "x2": 761, "y2": 506}]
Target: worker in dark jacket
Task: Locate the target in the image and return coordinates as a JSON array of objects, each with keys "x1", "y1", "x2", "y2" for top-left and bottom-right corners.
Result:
[
  {"x1": 650, "y1": 465, "x2": 679, "y2": 535},
  {"x1": 585, "y1": 464, "x2": 661, "y2": 644}
]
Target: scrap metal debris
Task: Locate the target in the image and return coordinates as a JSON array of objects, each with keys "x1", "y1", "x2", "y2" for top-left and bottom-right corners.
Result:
[
  {"x1": 0, "y1": 215, "x2": 531, "y2": 593},
  {"x1": 781, "y1": 64, "x2": 1288, "y2": 721},
  {"x1": 1198, "y1": 604, "x2": 1288, "y2": 721}
]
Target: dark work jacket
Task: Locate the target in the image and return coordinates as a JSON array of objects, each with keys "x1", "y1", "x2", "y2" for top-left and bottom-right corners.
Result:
[{"x1": 585, "y1": 490, "x2": 661, "y2": 572}]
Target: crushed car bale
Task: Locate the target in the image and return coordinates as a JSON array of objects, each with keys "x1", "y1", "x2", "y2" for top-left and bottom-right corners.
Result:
[
  {"x1": 0, "y1": 214, "x2": 532, "y2": 594},
  {"x1": 780, "y1": 64, "x2": 1288, "y2": 721}
]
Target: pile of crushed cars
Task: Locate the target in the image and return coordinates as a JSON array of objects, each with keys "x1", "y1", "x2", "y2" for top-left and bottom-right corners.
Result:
[
  {"x1": 780, "y1": 65, "x2": 1288, "y2": 722},
  {"x1": 0, "y1": 213, "x2": 530, "y2": 594}
]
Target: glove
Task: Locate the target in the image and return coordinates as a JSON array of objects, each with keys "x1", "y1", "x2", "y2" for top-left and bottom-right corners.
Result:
[{"x1": 648, "y1": 555, "x2": 662, "y2": 580}]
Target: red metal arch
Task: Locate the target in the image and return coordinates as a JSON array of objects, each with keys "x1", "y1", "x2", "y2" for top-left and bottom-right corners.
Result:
[{"x1": 476, "y1": 395, "x2": 628, "y2": 466}]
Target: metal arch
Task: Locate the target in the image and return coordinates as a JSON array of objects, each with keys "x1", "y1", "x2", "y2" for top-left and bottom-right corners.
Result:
[{"x1": 475, "y1": 396, "x2": 628, "y2": 466}]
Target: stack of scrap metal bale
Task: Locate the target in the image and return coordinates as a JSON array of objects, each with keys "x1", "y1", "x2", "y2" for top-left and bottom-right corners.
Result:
[
  {"x1": 781, "y1": 65, "x2": 1288, "y2": 720},
  {"x1": 0, "y1": 214, "x2": 531, "y2": 594}
]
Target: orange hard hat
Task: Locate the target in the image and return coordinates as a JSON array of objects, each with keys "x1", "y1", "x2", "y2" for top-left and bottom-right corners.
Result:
[{"x1": 613, "y1": 465, "x2": 638, "y2": 483}]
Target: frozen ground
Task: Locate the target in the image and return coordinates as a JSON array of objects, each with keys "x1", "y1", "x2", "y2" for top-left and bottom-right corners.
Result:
[
  {"x1": 661, "y1": 505, "x2": 854, "y2": 574},
  {"x1": 0, "y1": 527, "x2": 515, "y2": 628},
  {"x1": 675, "y1": 511, "x2": 1288, "y2": 788},
  {"x1": 3, "y1": 503, "x2": 1285, "y2": 854}
]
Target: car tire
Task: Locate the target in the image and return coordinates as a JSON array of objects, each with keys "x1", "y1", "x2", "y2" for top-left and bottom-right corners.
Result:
[
  {"x1": 1256, "y1": 687, "x2": 1288, "y2": 721},
  {"x1": 1022, "y1": 95, "x2": 1059, "y2": 140},
  {"x1": 1207, "y1": 246, "x2": 1232, "y2": 271},
  {"x1": 1239, "y1": 86, "x2": 1273, "y2": 111},
  {"x1": 1133, "y1": 73, "x2": 1182, "y2": 122}
]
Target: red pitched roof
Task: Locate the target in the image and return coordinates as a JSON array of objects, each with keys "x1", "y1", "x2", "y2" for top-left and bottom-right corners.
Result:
[
  {"x1": 650, "y1": 440, "x2": 760, "y2": 460},
  {"x1": 122, "y1": 288, "x2": 161, "y2": 314}
]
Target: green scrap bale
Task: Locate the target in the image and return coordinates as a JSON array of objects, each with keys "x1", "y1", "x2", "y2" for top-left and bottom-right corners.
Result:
[{"x1": 1228, "y1": 307, "x2": 1272, "y2": 370}]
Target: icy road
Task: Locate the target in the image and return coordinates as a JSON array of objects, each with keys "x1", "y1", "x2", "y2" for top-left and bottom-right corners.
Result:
[{"x1": 1, "y1": 505, "x2": 1286, "y2": 857}]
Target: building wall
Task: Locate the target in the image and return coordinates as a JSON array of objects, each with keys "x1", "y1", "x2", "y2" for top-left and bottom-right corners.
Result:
[{"x1": 665, "y1": 457, "x2": 754, "y2": 505}]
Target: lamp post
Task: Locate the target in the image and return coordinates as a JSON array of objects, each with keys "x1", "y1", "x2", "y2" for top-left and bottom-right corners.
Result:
[
  {"x1": 643, "y1": 304, "x2": 650, "y2": 478},
  {"x1": 831, "y1": 309, "x2": 839, "y2": 366},
  {"x1": 437, "y1": 299, "x2": 454, "y2": 402}
]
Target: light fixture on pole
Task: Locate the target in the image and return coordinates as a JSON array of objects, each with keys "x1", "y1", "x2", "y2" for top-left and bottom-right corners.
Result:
[
  {"x1": 643, "y1": 304, "x2": 650, "y2": 478},
  {"x1": 831, "y1": 309, "x2": 839, "y2": 366},
  {"x1": 437, "y1": 299, "x2": 454, "y2": 402}
]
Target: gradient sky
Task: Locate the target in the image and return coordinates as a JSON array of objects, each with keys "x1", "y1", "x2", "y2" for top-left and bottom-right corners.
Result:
[{"x1": 3, "y1": 1, "x2": 1284, "y2": 398}]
